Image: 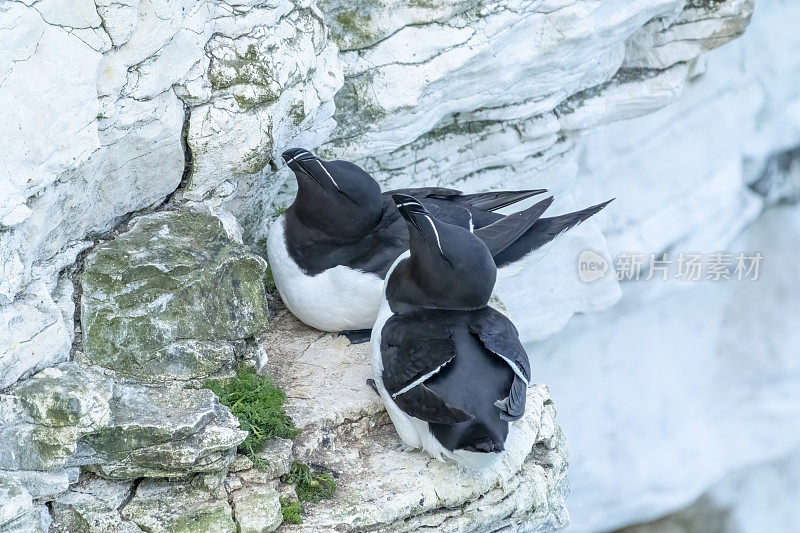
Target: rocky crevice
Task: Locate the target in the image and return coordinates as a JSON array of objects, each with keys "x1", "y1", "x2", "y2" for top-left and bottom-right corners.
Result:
[
  {"x1": 115, "y1": 477, "x2": 142, "y2": 513},
  {"x1": 162, "y1": 105, "x2": 195, "y2": 207},
  {"x1": 66, "y1": 102, "x2": 197, "y2": 364}
]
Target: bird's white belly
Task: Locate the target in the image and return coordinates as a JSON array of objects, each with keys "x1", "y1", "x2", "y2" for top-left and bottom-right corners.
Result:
[{"x1": 267, "y1": 216, "x2": 383, "y2": 332}]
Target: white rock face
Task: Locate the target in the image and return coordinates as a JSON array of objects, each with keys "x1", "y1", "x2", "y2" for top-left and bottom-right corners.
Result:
[
  {"x1": 556, "y1": 204, "x2": 800, "y2": 533},
  {"x1": 0, "y1": 0, "x2": 341, "y2": 393},
  {"x1": 0, "y1": 282, "x2": 72, "y2": 390},
  {"x1": 0, "y1": 475, "x2": 48, "y2": 533},
  {"x1": 522, "y1": 1, "x2": 800, "y2": 528},
  {"x1": 614, "y1": 447, "x2": 800, "y2": 533}
]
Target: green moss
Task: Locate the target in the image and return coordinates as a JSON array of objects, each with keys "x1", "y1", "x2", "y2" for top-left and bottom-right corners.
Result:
[
  {"x1": 204, "y1": 369, "x2": 298, "y2": 465},
  {"x1": 207, "y1": 43, "x2": 279, "y2": 110},
  {"x1": 208, "y1": 69, "x2": 225, "y2": 91},
  {"x1": 288, "y1": 102, "x2": 306, "y2": 126},
  {"x1": 32, "y1": 434, "x2": 71, "y2": 466},
  {"x1": 264, "y1": 263, "x2": 276, "y2": 293},
  {"x1": 233, "y1": 92, "x2": 277, "y2": 111},
  {"x1": 243, "y1": 44, "x2": 258, "y2": 62},
  {"x1": 168, "y1": 506, "x2": 235, "y2": 533},
  {"x1": 280, "y1": 497, "x2": 303, "y2": 525},
  {"x1": 239, "y1": 144, "x2": 273, "y2": 175},
  {"x1": 334, "y1": 10, "x2": 375, "y2": 48},
  {"x1": 409, "y1": 0, "x2": 439, "y2": 8},
  {"x1": 332, "y1": 75, "x2": 386, "y2": 135},
  {"x1": 285, "y1": 462, "x2": 337, "y2": 503}
]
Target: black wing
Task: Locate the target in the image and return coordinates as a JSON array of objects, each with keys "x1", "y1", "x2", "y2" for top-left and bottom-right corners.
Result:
[
  {"x1": 473, "y1": 196, "x2": 554, "y2": 256},
  {"x1": 394, "y1": 383, "x2": 474, "y2": 424},
  {"x1": 385, "y1": 187, "x2": 546, "y2": 211},
  {"x1": 469, "y1": 307, "x2": 531, "y2": 421},
  {"x1": 456, "y1": 189, "x2": 547, "y2": 211},
  {"x1": 386, "y1": 187, "x2": 463, "y2": 199},
  {"x1": 380, "y1": 314, "x2": 473, "y2": 424},
  {"x1": 424, "y1": 202, "x2": 473, "y2": 230},
  {"x1": 493, "y1": 199, "x2": 614, "y2": 268},
  {"x1": 380, "y1": 315, "x2": 457, "y2": 396}
]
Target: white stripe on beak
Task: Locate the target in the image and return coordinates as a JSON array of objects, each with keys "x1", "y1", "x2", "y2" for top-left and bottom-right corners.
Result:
[
  {"x1": 316, "y1": 160, "x2": 340, "y2": 191},
  {"x1": 423, "y1": 214, "x2": 443, "y2": 253}
]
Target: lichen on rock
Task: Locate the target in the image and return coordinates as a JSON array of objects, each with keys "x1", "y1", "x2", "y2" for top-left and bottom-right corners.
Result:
[
  {"x1": 120, "y1": 476, "x2": 236, "y2": 533},
  {"x1": 76, "y1": 384, "x2": 247, "y2": 479},
  {"x1": 1, "y1": 362, "x2": 247, "y2": 482},
  {"x1": 80, "y1": 210, "x2": 270, "y2": 383},
  {"x1": 230, "y1": 484, "x2": 283, "y2": 533}
]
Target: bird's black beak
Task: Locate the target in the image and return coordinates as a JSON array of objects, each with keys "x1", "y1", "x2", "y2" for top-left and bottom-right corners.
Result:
[
  {"x1": 282, "y1": 147, "x2": 315, "y2": 166},
  {"x1": 392, "y1": 194, "x2": 451, "y2": 266},
  {"x1": 282, "y1": 148, "x2": 322, "y2": 187},
  {"x1": 392, "y1": 194, "x2": 427, "y2": 232},
  {"x1": 282, "y1": 147, "x2": 340, "y2": 192}
]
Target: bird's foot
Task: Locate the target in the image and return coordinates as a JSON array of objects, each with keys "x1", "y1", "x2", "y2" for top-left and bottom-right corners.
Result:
[
  {"x1": 339, "y1": 329, "x2": 372, "y2": 344},
  {"x1": 366, "y1": 378, "x2": 380, "y2": 396}
]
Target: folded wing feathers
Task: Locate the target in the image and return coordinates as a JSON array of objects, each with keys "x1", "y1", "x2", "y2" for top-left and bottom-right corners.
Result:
[
  {"x1": 458, "y1": 189, "x2": 547, "y2": 211},
  {"x1": 394, "y1": 383, "x2": 475, "y2": 424},
  {"x1": 390, "y1": 354, "x2": 456, "y2": 398},
  {"x1": 474, "y1": 196, "x2": 554, "y2": 256}
]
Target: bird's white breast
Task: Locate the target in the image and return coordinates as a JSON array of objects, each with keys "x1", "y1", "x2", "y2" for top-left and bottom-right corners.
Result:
[
  {"x1": 266, "y1": 216, "x2": 383, "y2": 332},
  {"x1": 370, "y1": 252, "x2": 452, "y2": 460}
]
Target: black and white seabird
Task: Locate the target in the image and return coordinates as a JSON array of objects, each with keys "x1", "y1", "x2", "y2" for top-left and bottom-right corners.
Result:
[
  {"x1": 266, "y1": 147, "x2": 611, "y2": 335},
  {"x1": 371, "y1": 194, "x2": 531, "y2": 469}
]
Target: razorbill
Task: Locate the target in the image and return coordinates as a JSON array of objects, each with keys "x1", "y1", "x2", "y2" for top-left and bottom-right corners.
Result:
[
  {"x1": 267, "y1": 147, "x2": 611, "y2": 336},
  {"x1": 370, "y1": 194, "x2": 531, "y2": 469}
]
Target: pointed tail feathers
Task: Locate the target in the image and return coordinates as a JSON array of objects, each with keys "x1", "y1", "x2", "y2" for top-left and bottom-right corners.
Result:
[
  {"x1": 493, "y1": 198, "x2": 614, "y2": 271},
  {"x1": 473, "y1": 196, "x2": 554, "y2": 256}
]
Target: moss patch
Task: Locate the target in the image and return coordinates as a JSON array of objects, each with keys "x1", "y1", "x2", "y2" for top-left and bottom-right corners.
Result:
[
  {"x1": 81, "y1": 211, "x2": 270, "y2": 382},
  {"x1": 333, "y1": 10, "x2": 375, "y2": 49},
  {"x1": 285, "y1": 462, "x2": 337, "y2": 503},
  {"x1": 288, "y1": 101, "x2": 306, "y2": 126},
  {"x1": 204, "y1": 369, "x2": 298, "y2": 466},
  {"x1": 280, "y1": 497, "x2": 303, "y2": 525},
  {"x1": 271, "y1": 205, "x2": 288, "y2": 219}
]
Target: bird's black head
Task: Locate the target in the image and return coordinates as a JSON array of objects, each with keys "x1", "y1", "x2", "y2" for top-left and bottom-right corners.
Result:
[
  {"x1": 388, "y1": 194, "x2": 496, "y2": 312},
  {"x1": 282, "y1": 148, "x2": 383, "y2": 240}
]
